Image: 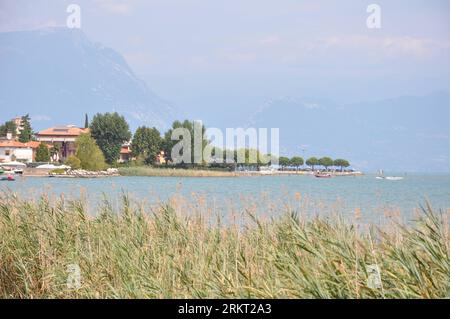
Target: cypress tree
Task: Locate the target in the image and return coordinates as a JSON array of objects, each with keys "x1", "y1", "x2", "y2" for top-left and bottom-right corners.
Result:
[{"x1": 19, "y1": 114, "x2": 32, "y2": 143}]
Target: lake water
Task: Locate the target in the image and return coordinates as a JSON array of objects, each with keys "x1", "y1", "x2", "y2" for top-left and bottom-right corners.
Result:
[{"x1": 1, "y1": 174, "x2": 449, "y2": 224}]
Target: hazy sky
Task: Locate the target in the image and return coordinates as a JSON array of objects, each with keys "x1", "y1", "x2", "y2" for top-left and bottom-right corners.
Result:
[{"x1": 1, "y1": 0, "x2": 450, "y2": 111}]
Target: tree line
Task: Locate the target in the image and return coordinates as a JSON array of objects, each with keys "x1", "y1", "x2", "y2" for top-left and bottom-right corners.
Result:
[
  {"x1": 1, "y1": 112, "x2": 351, "y2": 172},
  {"x1": 64, "y1": 115, "x2": 275, "y2": 170},
  {"x1": 278, "y1": 156, "x2": 350, "y2": 171}
]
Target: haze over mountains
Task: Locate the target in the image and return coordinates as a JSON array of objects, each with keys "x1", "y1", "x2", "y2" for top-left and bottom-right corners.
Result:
[
  {"x1": 0, "y1": 27, "x2": 179, "y2": 131},
  {"x1": 236, "y1": 92, "x2": 450, "y2": 172},
  {"x1": 0, "y1": 28, "x2": 449, "y2": 172}
]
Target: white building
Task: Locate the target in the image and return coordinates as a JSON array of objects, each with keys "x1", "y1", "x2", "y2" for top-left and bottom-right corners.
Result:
[{"x1": 0, "y1": 140, "x2": 34, "y2": 163}]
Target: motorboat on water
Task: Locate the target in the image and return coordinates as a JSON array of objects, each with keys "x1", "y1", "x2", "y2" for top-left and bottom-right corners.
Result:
[
  {"x1": 1, "y1": 167, "x2": 17, "y2": 174},
  {"x1": 384, "y1": 176, "x2": 404, "y2": 180},
  {"x1": 376, "y1": 169, "x2": 404, "y2": 180},
  {"x1": 376, "y1": 176, "x2": 404, "y2": 180},
  {"x1": 314, "y1": 172, "x2": 332, "y2": 178},
  {"x1": 1, "y1": 161, "x2": 25, "y2": 175}
]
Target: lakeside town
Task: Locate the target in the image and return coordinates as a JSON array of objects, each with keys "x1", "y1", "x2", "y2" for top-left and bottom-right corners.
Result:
[
  {"x1": 0, "y1": 113, "x2": 360, "y2": 179},
  {"x1": 2, "y1": 1, "x2": 449, "y2": 303}
]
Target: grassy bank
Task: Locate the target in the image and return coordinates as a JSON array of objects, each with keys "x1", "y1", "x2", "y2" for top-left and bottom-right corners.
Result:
[
  {"x1": 0, "y1": 194, "x2": 448, "y2": 298},
  {"x1": 118, "y1": 166, "x2": 237, "y2": 177}
]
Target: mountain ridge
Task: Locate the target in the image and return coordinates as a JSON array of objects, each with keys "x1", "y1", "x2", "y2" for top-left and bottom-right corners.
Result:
[
  {"x1": 243, "y1": 91, "x2": 450, "y2": 172},
  {"x1": 0, "y1": 27, "x2": 179, "y2": 131}
]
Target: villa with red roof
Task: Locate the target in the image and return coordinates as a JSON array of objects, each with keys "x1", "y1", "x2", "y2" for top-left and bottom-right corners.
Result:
[
  {"x1": 36, "y1": 125, "x2": 89, "y2": 161},
  {"x1": 119, "y1": 143, "x2": 132, "y2": 163}
]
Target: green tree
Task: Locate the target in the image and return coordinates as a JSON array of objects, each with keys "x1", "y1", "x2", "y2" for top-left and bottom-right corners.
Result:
[
  {"x1": 278, "y1": 156, "x2": 290, "y2": 170},
  {"x1": 235, "y1": 148, "x2": 267, "y2": 167},
  {"x1": 223, "y1": 149, "x2": 234, "y2": 164},
  {"x1": 0, "y1": 120, "x2": 17, "y2": 137},
  {"x1": 89, "y1": 112, "x2": 131, "y2": 164},
  {"x1": 210, "y1": 147, "x2": 223, "y2": 162},
  {"x1": 306, "y1": 157, "x2": 319, "y2": 170},
  {"x1": 319, "y1": 157, "x2": 334, "y2": 171},
  {"x1": 131, "y1": 126, "x2": 162, "y2": 164},
  {"x1": 18, "y1": 114, "x2": 32, "y2": 143},
  {"x1": 267, "y1": 154, "x2": 278, "y2": 166},
  {"x1": 65, "y1": 155, "x2": 81, "y2": 169},
  {"x1": 84, "y1": 114, "x2": 89, "y2": 129},
  {"x1": 334, "y1": 159, "x2": 350, "y2": 172},
  {"x1": 290, "y1": 156, "x2": 304, "y2": 171},
  {"x1": 163, "y1": 120, "x2": 209, "y2": 165},
  {"x1": 75, "y1": 133, "x2": 107, "y2": 171},
  {"x1": 35, "y1": 143, "x2": 50, "y2": 162},
  {"x1": 306, "y1": 157, "x2": 319, "y2": 171}
]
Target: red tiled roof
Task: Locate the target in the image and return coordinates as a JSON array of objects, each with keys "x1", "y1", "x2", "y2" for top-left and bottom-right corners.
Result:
[
  {"x1": 24, "y1": 141, "x2": 42, "y2": 149},
  {"x1": 0, "y1": 140, "x2": 46, "y2": 149},
  {"x1": 37, "y1": 126, "x2": 89, "y2": 137},
  {"x1": 120, "y1": 147, "x2": 132, "y2": 154},
  {"x1": 0, "y1": 140, "x2": 29, "y2": 148}
]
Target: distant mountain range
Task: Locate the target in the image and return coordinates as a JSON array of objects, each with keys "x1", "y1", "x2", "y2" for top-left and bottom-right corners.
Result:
[
  {"x1": 0, "y1": 27, "x2": 449, "y2": 172},
  {"x1": 242, "y1": 92, "x2": 450, "y2": 172},
  {"x1": 0, "y1": 27, "x2": 179, "y2": 131}
]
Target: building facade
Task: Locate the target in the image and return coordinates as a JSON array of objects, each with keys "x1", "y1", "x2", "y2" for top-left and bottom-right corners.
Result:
[
  {"x1": 119, "y1": 144, "x2": 132, "y2": 163},
  {"x1": 36, "y1": 125, "x2": 89, "y2": 161},
  {"x1": 0, "y1": 140, "x2": 34, "y2": 163}
]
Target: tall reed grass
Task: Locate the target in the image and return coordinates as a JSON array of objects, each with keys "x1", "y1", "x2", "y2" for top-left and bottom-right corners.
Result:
[{"x1": 0, "y1": 192, "x2": 448, "y2": 298}]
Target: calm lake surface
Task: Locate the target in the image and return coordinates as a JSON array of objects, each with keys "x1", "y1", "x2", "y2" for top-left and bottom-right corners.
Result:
[{"x1": 2, "y1": 174, "x2": 449, "y2": 224}]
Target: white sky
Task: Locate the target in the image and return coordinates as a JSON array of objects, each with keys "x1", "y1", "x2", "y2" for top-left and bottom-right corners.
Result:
[{"x1": 1, "y1": 0, "x2": 450, "y2": 110}]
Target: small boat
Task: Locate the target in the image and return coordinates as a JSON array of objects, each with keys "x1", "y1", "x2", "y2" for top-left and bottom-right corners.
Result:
[
  {"x1": 1, "y1": 164, "x2": 24, "y2": 175},
  {"x1": 0, "y1": 174, "x2": 15, "y2": 181},
  {"x1": 376, "y1": 170, "x2": 404, "y2": 180},
  {"x1": 385, "y1": 176, "x2": 403, "y2": 181},
  {"x1": 376, "y1": 176, "x2": 404, "y2": 180},
  {"x1": 315, "y1": 173, "x2": 332, "y2": 178}
]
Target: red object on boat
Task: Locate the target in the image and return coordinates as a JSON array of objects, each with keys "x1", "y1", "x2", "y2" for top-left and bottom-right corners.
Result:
[{"x1": 7, "y1": 175, "x2": 15, "y2": 181}]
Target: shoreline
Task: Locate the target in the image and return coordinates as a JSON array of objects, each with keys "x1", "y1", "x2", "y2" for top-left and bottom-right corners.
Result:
[
  {"x1": 18, "y1": 167, "x2": 364, "y2": 178},
  {"x1": 238, "y1": 170, "x2": 364, "y2": 177}
]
